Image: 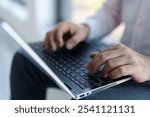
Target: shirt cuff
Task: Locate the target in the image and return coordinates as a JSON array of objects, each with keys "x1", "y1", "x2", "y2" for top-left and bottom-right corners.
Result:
[{"x1": 84, "y1": 17, "x2": 103, "y2": 41}]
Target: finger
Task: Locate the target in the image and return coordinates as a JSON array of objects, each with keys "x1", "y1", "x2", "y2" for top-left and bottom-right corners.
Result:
[
  {"x1": 44, "y1": 32, "x2": 50, "y2": 50},
  {"x1": 48, "y1": 31, "x2": 57, "y2": 51},
  {"x1": 87, "y1": 46, "x2": 118, "y2": 69},
  {"x1": 90, "y1": 52, "x2": 99, "y2": 58},
  {"x1": 66, "y1": 34, "x2": 81, "y2": 50},
  {"x1": 88, "y1": 44, "x2": 122, "y2": 67},
  {"x1": 102, "y1": 56, "x2": 130, "y2": 77},
  {"x1": 54, "y1": 29, "x2": 64, "y2": 48},
  {"x1": 88, "y1": 50, "x2": 123, "y2": 73},
  {"x1": 87, "y1": 51, "x2": 109, "y2": 68},
  {"x1": 109, "y1": 65, "x2": 133, "y2": 79}
]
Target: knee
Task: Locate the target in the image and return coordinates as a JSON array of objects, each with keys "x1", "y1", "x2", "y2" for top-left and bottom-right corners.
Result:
[
  {"x1": 11, "y1": 51, "x2": 33, "y2": 81},
  {"x1": 10, "y1": 52, "x2": 27, "y2": 81},
  {"x1": 11, "y1": 52, "x2": 31, "y2": 73},
  {"x1": 12, "y1": 52, "x2": 26, "y2": 66},
  {"x1": 11, "y1": 51, "x2": 37, "y2": 76}
]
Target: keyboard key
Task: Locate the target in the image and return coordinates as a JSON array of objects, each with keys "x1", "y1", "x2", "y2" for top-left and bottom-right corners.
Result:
[
  {"x1": 74, "y1": 75, "x2": 82, "y2": 80},
  {"x1": 75, "y1": 64, "x2": 81, "y2": 68},
  {"x1": 83, "y1": 82, "x2": 92, "y2": 88},
  {"x1": 74, "y1": 69, "x2": 81, "y2": 73},
  {"x1": 83, "y1": 68, "x2": 89, "y2": 74},
  {"x1": 70, "y1": 77, "x2": 76, "y2": 82},
  {"x1": 58, "y1": 68, "x2": 62, "y2": 72},
  {"x1": 79, "y1": 79, "x2": 87, "y2": 84},
  {"x1": 66, "y1": 69, "x2": 71, "y2": 74},
  {"x1": 79, "y1": 84, "x2": 86, "y2": 89},
  {"x1": 78, "y1": 72, "x2": 86, "y2": 77},
  {"x1": 70, "y1": 66, "x2": 76, "y2": 70},
  {"x1": 59, "y1": 64, "x2": 63, "y2": 68},
  {"x1": 70, "y1": 72, "x2": 76, "y2": 77}
]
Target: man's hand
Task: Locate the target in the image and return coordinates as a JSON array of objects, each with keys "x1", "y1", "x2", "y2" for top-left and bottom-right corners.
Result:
[
  {"x1": 87, "y1": 44, "x2": 150, "y2": 83},
  {"x1": 44, "y1": 21, "x2": 90, "y2": 51}
]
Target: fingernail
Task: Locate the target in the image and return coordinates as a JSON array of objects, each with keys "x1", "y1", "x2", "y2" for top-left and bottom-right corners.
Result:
[
  {"x1": 67, "y1": 43, "x2": 73, "y2": 50},
  {"x1": 52, "y1": 45, "x2": 57, "y2": 52}
]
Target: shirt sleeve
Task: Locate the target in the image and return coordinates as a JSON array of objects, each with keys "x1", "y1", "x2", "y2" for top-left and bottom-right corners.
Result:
[{"x1": 84, "y1": 0, "x2": 122, "y2": 40}]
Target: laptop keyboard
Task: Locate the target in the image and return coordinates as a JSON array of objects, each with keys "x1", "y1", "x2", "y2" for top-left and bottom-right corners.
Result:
[
  {"x1": 0, "y1": 23, "x2": 112, "y2": 91},
  {"x1": 30, "y1": 42, "x2": 113, "y2": 90}
]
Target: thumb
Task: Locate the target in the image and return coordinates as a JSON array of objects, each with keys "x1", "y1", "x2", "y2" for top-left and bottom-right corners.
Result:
[{"x1": 66, "y1": 34, "x2": 82, "y2": 50}]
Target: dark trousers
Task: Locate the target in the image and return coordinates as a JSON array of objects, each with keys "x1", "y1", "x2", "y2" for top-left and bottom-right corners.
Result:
[{"x1": 11, "y1": 52, "x2": 150, "y2": 100}]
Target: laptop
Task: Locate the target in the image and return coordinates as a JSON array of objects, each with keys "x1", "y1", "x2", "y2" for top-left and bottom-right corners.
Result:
[{"x1": 0, "y1": 18, "x2": 132, "y2": 99}]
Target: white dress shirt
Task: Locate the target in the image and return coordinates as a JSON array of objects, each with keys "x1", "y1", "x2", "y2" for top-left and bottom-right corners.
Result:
[{"x1": 85, "y1": 0, "x2": 150, "y2": 55}]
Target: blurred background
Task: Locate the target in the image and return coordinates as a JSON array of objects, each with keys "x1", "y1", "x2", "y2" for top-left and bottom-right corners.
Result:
[{"x1": 0, "y1": 0, "x2": 124, "y2": 100}]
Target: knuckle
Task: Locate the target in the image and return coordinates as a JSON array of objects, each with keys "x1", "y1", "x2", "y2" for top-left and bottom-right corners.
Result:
[
  {"x1": 124, "y1": 47, "x2": 130, "y2": 53},
  {"x1": 127, "y1": 55, "x2": 134, "y2": 61},
  {"x1": 107, "y1": 60, "x2": 113, "y2": 68},
  {"x1": 100, "y1": 53, "x2": 106, "y2": 61}
]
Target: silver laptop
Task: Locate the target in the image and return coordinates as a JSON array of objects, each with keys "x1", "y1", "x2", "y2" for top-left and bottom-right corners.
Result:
[{"x1": 0, "y1": 18, "x2": 131, "y2": 99}]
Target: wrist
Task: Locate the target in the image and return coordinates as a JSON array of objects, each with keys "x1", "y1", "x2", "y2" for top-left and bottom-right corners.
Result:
[
  {"x1": 79, "y1": 24, "x2": 91, "y2": 40},
  {"x1": 143, "y1": 55, "x2": 150, "y2": 82},
  {"x1": 147, "y1": 57, "x2": 150, "y2": 81}
]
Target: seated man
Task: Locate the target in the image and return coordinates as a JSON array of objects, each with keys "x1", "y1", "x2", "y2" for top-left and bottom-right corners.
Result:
[{"x1": 11, "y1": 0, "x2": 150, "y2": 100}]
